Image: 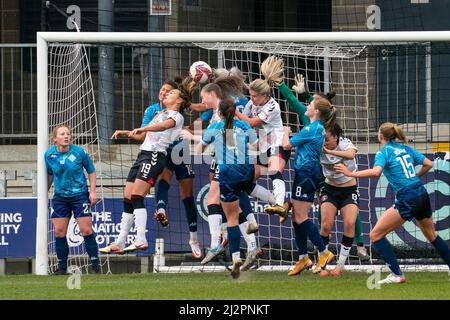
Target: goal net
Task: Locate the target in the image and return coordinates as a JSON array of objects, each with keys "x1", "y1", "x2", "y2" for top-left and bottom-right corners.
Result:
[
  {"x1": 36, "y1": 32, "x2": 450, "y2": 275},
  {"x1": 40, "y1": 42, "x2": 111, "y2": 274}
]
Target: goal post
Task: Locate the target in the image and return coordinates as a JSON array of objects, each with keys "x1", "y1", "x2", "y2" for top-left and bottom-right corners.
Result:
[{"x1": 36, "y1": 31, "x2": 450, "y2": 275}]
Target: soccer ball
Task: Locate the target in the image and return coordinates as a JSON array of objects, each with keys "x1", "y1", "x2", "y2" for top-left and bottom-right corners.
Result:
[{"x1": 189, "y1": 61, "x2": 213, "y2": 84}]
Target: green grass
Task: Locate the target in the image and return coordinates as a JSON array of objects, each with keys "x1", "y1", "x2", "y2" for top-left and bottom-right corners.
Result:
[{"x1": 1, "y1": 271, "x2": 449, "y2": 300}]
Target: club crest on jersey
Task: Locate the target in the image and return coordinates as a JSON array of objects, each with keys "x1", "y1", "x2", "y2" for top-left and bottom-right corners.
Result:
[{"x1": 68, "y1": 154, "x2": 76, "y2": 162}]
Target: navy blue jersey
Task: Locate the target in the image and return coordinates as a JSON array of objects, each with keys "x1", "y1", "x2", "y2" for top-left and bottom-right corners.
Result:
[
  {"x1": 289, "y1": 120, "x2": 325, "y2": 178},
  {"x1": 374, "y1": 141, "x2": 426, "y2": 196},
  {"x1": 45, "y1": 144, "x2": 95, "y2": 199},
  {"x1": 202, "y1": 119, "x2": 257, "y2": 183}
]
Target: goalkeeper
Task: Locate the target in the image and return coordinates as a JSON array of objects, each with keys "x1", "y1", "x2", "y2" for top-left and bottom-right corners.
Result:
[
  {"x1": 262, "y1": 56, "x2": 369, "y2": 261},
  {"x1": 45, "y1": 125, "x2": 100, "y2": 275}
]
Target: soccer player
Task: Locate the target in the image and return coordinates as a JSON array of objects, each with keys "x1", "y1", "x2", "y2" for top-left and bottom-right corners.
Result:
[
  {"x1": 336, "y1": 122, "x2": 450, "y2": 284},
  {"x1": 282, "y1": 94, "x2": 335, "y2": 276},
  {"x1": 143, "y1": 79, "x2": 201, "y2": 258},
  {"x1": 235, "y1": 75, "x2": 290, "y2": 223},
  {"x1": 101, "y1": 85, "x2": 192, "y2": 254},
  {"x1": 262, "y1": 56, "x2": 369, "y2": 260},
  {"x1": 183, "y1": 79, "x2": 275, "y2": 270},
  {"x1": 319, "y1": 123, "x2": 360, "y2": 276},
  {"x1": 100, "y1": 80, "x2": 201, "y2": 258},
  {"x1": 45, "y1": 125, "x2": 100, "y2": 275},
  {"x1": 198, "y1": 99, "x2": 268, "y2": 279}
]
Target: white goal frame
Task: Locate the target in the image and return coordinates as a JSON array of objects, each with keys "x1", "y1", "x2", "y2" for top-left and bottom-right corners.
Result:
[{"x1": 36, "y1": 31, "x2": 450, "y2": 275}]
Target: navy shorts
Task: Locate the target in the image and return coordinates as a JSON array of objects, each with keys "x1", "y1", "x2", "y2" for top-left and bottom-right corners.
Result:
[
  {"x1": 165, "y1": 149, "x2": 195, "y2": 180},
  {"x1": 394, "y1": 192, "x2": 432, "y2": 221},
  {"x1": 291, "y1": 174, "x2": 318, "y2": 203},
  {"x1": 220, "y1": 180, "x2": 255, "y2": 203},
  {"x1": 219, "y1": 166, "x2": 255, "y2": 202},
  {"x1": 51, "y1": 193, "x2": 91, "y2": 219}
]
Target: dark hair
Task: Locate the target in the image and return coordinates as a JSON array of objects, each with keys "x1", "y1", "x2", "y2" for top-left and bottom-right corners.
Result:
[
  {"x1": 176, "y1": 76, "x2": 196, "y2": 112},
  {"x1": 219, "y1": 99, "x2": 236, "y2": 147},
  {"x1": 327, "y1": 122, "x2": 343, "y2": 144},
  {"x1": 163, "y1": 79, "x2": 179, "y2": 90}
]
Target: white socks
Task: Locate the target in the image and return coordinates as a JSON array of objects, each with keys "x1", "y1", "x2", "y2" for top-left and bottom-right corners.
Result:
[
  {"x1": 272, "y1": 178, "x2": 286, "y2": 206},
  {"x1": 208, "y1": 214, "x2": 222, "y2": 248},
  {"x1": 251, "y1": 185, "x2": 276, "y2": 205},
  {"x1": 239, "y1": 222, "x2": 257, "y2": 251},
  {"x1": 190, "y1": 231, "x2": 198, "y2": 243},
  {"x1": 116, "y1": 212, "x2": 135, "y2": 247},
  {"x1": 338, "y1": 245, "x2": 351, "y2": 266},
  {"x1": 134, "y1": 208, "x2": 148, "y2": 243},
  {"x1": 246, "y1": 213, "x2": 257, "y2": 225}
]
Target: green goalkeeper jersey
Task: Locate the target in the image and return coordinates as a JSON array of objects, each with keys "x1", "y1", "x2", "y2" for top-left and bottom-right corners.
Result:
[{"x1": 278, "y1": 81, "x2": 313, "y2": 127}]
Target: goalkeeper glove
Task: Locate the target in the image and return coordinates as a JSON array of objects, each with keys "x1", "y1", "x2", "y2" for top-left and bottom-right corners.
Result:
[{"x1": 292, "y1": 74, "x2": 305, "y2": 94}]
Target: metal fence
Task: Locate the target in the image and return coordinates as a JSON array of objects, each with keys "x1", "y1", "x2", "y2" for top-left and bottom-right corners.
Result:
[{"x1": 0, "y1": 44, "x2": 37, "y2": 144}]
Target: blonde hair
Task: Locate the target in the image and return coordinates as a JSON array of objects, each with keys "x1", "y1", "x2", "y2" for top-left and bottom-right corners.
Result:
[
  {"x1": 260, "y1": 55, "x2": 284, "y2": 86},
  {"x1": 314, "y1": 96, "x2": 336, "y2": 131},
  {"x1": 51, "y1": 125, "x2": 71, "y2": 145},
  {"x1": 379, "y1": 122, "x2": 407, "y2": 143},
  {"x1": 249, "y1": 78, "x2": 270, "y2": 96},
  {"x1": 249, "y1": 55, "x2": 285, "y2": 96}
]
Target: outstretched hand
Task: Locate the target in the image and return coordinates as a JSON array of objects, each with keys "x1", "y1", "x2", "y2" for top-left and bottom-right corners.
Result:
[
  {"x1": 292, "y1": 74, "x2": 305, "y2": 94},
  {"x1": 128, "y1": 128, "x2": 142, "y2": 137},
  {"x1": 111, "y1": 130, "x2": 129, "y2": 139}
]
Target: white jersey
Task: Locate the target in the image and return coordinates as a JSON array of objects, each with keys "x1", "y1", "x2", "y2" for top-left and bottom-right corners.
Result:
[
  {"x1": 320, "y1": 137, "x2": 358, "y2": 185},
  {"x1": 210, "y1": 108, "x2": 221, "y2": 124},
  {"x1": 140, "y1": 109, "x2": 184, "y2": 154},
  {"x1": 242, "y1": 97, "x2": 284, "y2": 153}
]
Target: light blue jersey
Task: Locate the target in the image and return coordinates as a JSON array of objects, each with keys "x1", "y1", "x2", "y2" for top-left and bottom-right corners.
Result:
[
  {"x1": 45, "y1": 144, "x2": 95, "y2": 199},
  {"x1": 141, "y1": 103, "x2": 163, "y2": 127},
  {"x1": 374, "y1": 141, "x2": 426, "y2": 195},
  {"x1": 289, "y1": 120, "x2": 325, "y2": 178},
  {"x1": 202, "y1": 119, "x2": 257, "y2": 183},
  {"x1": 200, "y1": 96, "x2": 248, "y2": 122}
]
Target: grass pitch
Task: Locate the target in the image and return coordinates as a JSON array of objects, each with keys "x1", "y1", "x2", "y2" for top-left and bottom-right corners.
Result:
[{"x1": 1, "y1": 271, "x2": 449, "y2": 300}]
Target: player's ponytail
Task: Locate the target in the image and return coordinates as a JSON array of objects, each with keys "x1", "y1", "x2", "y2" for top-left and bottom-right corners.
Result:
[
  {"x1": 379, "y1": 122, "x2": 407, "y2": 143},
  {"x1": 219, "y1": 99, "x2": 236, "y2": 147},
  {"x1": 178, "y1": 76, "x2": 195, "y2": 112},
  {"x1": 314, "y1": 95, "x2": 336, "y2": 131},
  {"x1": 260, "y1": 56, "x2": 284, "y2": 86}
]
